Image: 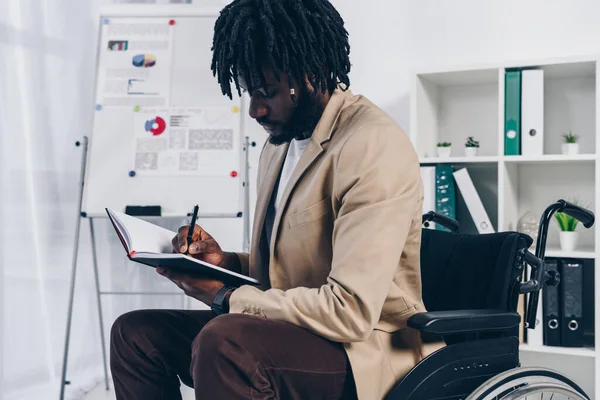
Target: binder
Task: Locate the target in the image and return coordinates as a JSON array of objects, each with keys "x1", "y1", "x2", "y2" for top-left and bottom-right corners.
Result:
[
  {"x1": 420, "y1": 166, "x2": 436, "y2": 229},
  {"x1": 543, "y1": 258, "x2": 561, "y2": 346},
  {"x1": 452, "y1": 168, "x2": 494, "y2": 234},
  {"x1": 504, "y1": 70, "x2": 521, "y2": 156},
  {"x1": 521, "y1": 69, "x2": 544, "y2": 156},
  {"x1": 434, "y1": 165, "x2": 456, "y2": 232},
  {"x1": 517, "y1": 280, "x2": 526, "y2": 344},
  {"x1": 582, "y1": 259, "x2": 595, "y2": 347},
  {"x1": 559, "y1": 259, "x2": 584, "y2": 347}
]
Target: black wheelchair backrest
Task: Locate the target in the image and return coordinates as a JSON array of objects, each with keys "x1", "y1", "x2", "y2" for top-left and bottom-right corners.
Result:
[{"x1": 420, "y1": 229, "x2": 533, "y2": 314}]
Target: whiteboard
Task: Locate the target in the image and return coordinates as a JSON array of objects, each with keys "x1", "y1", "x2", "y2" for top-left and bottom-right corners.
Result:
[{"x1": 83, "y1": 9, "x2": 245, "y2": 218}]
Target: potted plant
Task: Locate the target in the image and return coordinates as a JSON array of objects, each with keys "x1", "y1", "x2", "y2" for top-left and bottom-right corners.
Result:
[
  {"x1": 436, "y1": 142, "x2": 452, "y2": 157},
  {"x1": 561, "y1": 131, "x2": 580, "y2": 155},
  {"x1": 554, "y1": 199, "x2": 585, "y2": 251},
  {"x1": 464, "y1": 136, "x2": 480, "y2": 157}
]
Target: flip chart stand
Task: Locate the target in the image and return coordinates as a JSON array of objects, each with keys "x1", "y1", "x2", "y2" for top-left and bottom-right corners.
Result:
[{"x1": 59, "y1": 136, "x2": 253, "y2": 399}]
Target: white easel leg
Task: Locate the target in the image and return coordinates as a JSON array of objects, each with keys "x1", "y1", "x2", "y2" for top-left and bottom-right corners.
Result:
[
  {"x1": 90, "y1": 218, "x2": 110, "y2": 391},
  {"x1": 59, "y1": 137, "x2": 90, "y2": 400}
]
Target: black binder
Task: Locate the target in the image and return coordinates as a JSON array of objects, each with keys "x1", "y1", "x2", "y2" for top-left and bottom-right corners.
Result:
[
  {"x1": 543, "y1": 258, "x2": 561, "y2": 346},
  {"x1": 582, "y1": 259, "x2": 595, "y2": 347},
  {"x1": 559, "y1": 258, "x2": 584, "y2": 347}
]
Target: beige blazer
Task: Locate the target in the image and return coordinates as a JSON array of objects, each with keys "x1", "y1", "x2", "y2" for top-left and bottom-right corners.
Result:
[{"x1": 229, "y1": 88, "x2": 433, "y2": 399}]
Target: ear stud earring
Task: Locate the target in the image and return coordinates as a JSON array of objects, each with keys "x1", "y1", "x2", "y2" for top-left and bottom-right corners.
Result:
[{"x1": 290, "y1": 88, "x2": 297, "y2": 104}]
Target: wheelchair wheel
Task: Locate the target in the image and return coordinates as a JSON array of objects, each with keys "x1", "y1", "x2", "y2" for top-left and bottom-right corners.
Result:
[{"x1": 466, "y1": 367, "x2": 589, "y2": 400}]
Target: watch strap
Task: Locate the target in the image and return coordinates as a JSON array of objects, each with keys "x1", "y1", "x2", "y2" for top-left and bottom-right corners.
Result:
[{"x1": 211, "y1": 285, "x2": 235, "y2": 316}]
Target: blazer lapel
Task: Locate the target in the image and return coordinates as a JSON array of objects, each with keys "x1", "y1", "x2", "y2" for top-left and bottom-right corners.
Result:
[{"x1": 250, "y1": 143, "x2": 288, "y2": 280}]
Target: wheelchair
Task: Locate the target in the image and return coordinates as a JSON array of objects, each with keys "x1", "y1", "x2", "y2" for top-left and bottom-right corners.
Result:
[{"x1": 386, "y1": 199, "x2": 595, "y2": 400}]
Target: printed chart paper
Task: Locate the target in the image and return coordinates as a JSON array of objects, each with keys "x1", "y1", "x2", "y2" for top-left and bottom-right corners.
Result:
[
  {"x1": 97, "y1": 18, "x2": 174, "y2": 108},
  {"x1": 132, "y1": 107, "x2": 239, "y2": 176}
]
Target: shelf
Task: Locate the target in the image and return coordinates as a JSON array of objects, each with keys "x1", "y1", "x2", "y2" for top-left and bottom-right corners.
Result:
[
  {"x1": 413, "y1": 71, "x2": 499, "y2": 159},
  {"x1": 417, "y1": 68, "x2": 499, "y2": 86},
  {"x1": 501, "y1": 161, "x2": 595, "y2": 248},
  {"x1": 412, "y1": 56, "x2": 599, "y2": 399},
  {"x1": 541, "y1": 61, "x2": 596, "y2": 79},
  {"x1": 520, "y1": 344, "x2": 596, "y2": 358},
  {"x1": 503, "y1": 154, "x2": 596, "y2": 164},
  {"x1": 545, "y1": 246, "x2": 597, "y2": 259},
  {"x1": 419, "y1": 154, "x2": 596, "y2": 164},
  {"x1": 419, "y1": 156, "x2": 500, "y2": 164}
]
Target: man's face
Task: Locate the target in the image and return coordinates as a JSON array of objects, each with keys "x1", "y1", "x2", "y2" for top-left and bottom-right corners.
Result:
[{"x1": 238, "y1": 67, "x2": 325, "y2": 145}]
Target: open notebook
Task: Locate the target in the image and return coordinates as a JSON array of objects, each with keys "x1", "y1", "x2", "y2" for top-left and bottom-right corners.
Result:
[{"x1": 106, "y1": 208, "x2": 260, "y2": 287}]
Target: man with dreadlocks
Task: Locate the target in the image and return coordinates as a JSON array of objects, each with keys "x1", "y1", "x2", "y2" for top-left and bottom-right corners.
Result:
[{"x1": 109, "y1": 0, "x2": 429, "y2": 399}]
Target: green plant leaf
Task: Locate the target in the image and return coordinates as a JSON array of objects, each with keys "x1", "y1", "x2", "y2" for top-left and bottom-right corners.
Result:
[
  {"x1": 562, "y1": 130, "x2": 579, "y2": 144},
  {"x1": 465, "y1": 136, "x2": 480, "y2": 147},
  {"x1": 554, "y1": 211, "x2": 579, "y2": 231}
]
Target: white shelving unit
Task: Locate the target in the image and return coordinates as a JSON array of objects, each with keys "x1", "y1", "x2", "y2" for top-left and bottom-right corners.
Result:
[{"x1": 411, "y1": 54, "x2": 599, "y2": 399}]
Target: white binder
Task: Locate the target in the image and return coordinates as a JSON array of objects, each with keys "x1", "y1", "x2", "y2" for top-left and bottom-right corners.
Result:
[
  {"x1": 521, "y1": 69, "x2": 544, "y2": 156},
  {"x1": 453, "y1": 168, "x2": 495, "y2": 234},
  {"x1": 527, "y1": 290, "x2": 545, "y2": 346},
  {"x1": 420, "y1": 166, "x2": 436, "y2": 229}
]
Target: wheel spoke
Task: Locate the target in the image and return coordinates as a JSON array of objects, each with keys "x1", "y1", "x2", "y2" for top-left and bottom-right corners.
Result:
[{"x1": 465, "y1": 367, "x2": 588, "y2": 400}]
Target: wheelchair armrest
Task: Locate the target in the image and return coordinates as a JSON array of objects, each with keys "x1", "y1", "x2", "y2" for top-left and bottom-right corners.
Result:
[{"x1": 407, "y1": 309, "x2": 521, "y2": 335}]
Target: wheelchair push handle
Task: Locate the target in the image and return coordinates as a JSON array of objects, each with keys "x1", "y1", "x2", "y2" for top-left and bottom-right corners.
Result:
[
  {"x1": 422, "y1": 211, "x2": 460, "y2": 233},
  {"x1": 558, "y1": 199, "x2": 595, "y2": 229},
  {"x1": 535, "y1": 199, "x2": 595, "y2": 260},
  {"x1": 523, "y1": 199, "x2": 595, "y2": 330}
]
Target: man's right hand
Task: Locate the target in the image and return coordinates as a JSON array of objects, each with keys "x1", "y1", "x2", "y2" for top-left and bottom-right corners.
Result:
[
  {"x1": 172, "y1": 225, "x2": 243, "y2": 274},
  {"x1": 172, "y1": 225, "x2": 226, "y2": 268}
]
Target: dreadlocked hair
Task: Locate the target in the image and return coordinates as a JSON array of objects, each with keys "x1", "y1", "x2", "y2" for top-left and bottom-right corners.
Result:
[{"x1": 211, "y1": 0, "x2": 351, "y2": 100}]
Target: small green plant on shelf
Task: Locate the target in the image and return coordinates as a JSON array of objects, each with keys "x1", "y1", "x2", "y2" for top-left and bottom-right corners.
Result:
[
  {"x1": 562, "y1": 131, "x2": 579, "y2": 144},
  {"x1": 561, "y1": 130, "x2": 580, "y2": 155},
  {"x1": 554, "y1": 211, "x2": 579, "y2": 232},
  {"x1": 464, "y1": 137, "x2": 479, "y2": 157},
  {"x1": 554, "y1": 197, "x2": 589, "y2": 252},
  {"x1": 436, "y1": 142, "x2": 452, "y2": 157},
  {"x1": 465, "y1": 137, "x2": 480, "y2": 148}
]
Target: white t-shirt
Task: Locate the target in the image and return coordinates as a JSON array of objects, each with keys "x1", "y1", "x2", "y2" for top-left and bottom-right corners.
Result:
[{"x1": 265, "y1": 136, "x2": 312, "y2": 246}]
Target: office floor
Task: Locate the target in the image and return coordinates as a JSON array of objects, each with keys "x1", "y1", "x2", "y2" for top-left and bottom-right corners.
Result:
[{"x1": 82, "y1": 385, "x2": 195, "y2": 399}]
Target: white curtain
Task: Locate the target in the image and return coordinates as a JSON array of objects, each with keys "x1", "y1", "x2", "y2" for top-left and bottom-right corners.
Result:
[
  {"x1": 1, "y1": 0, "x2": 117, "y2": 398},
  {"x1": 0, "y1": 0, "x2": 253, "y2": 399}
]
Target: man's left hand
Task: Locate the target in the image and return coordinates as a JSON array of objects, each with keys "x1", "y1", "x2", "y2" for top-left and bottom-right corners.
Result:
[{"x1": 156, "y1": 267, "x2": 225, "y2": 306}]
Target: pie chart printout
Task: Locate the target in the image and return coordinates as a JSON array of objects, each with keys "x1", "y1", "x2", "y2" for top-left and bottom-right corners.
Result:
[
  {"x1": 132, "y1": 54, "x2": 157, "y2": 68},
  {"x1": 144, "y1": 116, "x2": 166, "y2": 136}
]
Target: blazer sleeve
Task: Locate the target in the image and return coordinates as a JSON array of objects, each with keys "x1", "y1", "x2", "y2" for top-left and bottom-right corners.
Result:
[
  {"x1": 234, "y1": 252, "x2": 250, "y2": 276},
  {"x1": 228, "y1": 124, "x2": 422, "y2": 343}
]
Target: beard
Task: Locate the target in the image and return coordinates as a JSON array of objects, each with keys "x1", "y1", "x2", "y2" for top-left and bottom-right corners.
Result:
[{"x1": 267, "y1": 89, "x2": 325, "y2": 146}]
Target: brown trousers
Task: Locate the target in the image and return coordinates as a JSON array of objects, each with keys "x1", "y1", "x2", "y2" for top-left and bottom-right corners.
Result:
[{"x1": 110, "y1": 310, "x2": 357, "y2": 399}]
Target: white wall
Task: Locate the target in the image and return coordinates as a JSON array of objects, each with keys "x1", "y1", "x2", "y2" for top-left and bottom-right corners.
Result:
[{"x1": 334, "y1": 0, "x2": 600, "y2": 134}]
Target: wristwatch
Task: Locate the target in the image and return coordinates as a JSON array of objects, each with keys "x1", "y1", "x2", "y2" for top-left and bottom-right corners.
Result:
[{"x1": 211, "y1": 285, "x2": 235, "y2": 316}]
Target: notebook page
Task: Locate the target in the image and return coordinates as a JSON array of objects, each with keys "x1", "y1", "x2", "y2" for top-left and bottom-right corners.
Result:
[
  {"x1": 107, "y1": 209, "x2": 176, "y2": 254},
  {"x1": 107, "y1": 209, "x2": 132, "y2": 251}
]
